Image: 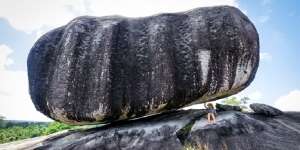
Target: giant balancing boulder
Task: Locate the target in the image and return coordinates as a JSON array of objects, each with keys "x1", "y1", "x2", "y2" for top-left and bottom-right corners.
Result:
[{"x1": 27, "y1": 6, "x2": 259, "y2": 125}]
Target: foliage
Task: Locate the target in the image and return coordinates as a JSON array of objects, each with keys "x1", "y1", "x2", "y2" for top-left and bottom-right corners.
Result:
[
  {"x1": 42, "y1": 122, "x2": 73, "y2": 135},
  {"x1": 0, "y1": 115, "x2": 5, "y2": 128},
  {"x1": 183, "y1": 143, "x2": 207, "y2": 150},
  {"x1": 0, "y1": 121, "x2": 74, "y2": 144},
  {"x1": 0, "y1": 120, "x2": 48, "y2": 129},
  {"x1": 184, "y1": 144, "x2": 196, "y2": 150},
  {"x1": 221, "y1": 96, "x2": 250, "y2": 110}
]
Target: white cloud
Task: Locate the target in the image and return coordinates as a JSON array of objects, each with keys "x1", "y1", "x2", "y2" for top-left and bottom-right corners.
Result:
[
  {"x1": 183, "y1": 100, "x2": 221, "y2": 110},
  {"x1": 247, "y1": 91, "x2": 263, "y2": 101},
  {"x1": 261, "y1": 0, "x2": 272, "y2": 6},
  {"x1": 0, "y1": 0, "x2": 85, "y2": 34},
  {"x1": 0, "y1": 0, "x2": 239, "y2": 34},
  {"x1": 0, "y1": 45, "x2": 14, "y2": 70},
  {"x1": 275, "y1": 90, "x2": 300, "y2": 111},
  {"x1": 260, "y1": 52, "x2": 272, "y2": 61},
  {"x1": 87, "y1": 0, "x2": 238, "y2": 17},
  {"x1": 258, "y1": 15, "x2": 270, "y2": 24},
  {"x1": 240, "y1": 9, "x2": 248, "y2": 15},
  {"x1": 234, "y1": 90, "x2": 263, "y2": 106},
  {"x1": 184, "y1": 90, "x2": 264, "y2": 110},
  {"x1": 256, "y1": 0, "x2": 272, "y2": 25},
  {"x1": 0, "y1": 44, "x2": 51, "y2": 121}
]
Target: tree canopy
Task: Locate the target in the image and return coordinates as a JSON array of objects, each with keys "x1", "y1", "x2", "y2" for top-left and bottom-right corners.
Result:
[{"x1": 221, "y1": 96, "x2": 250, "y2": 110}]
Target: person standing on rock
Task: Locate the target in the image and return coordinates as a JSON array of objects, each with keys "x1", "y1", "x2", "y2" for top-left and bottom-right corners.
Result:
[{"x1": 204, "y1": 103, "x2": 216, "y2": 124}]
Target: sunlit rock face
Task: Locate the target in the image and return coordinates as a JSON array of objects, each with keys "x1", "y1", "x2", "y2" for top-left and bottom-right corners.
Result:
[{"x1": 27, "y1": 6, "x2": 259, "y2": 124}]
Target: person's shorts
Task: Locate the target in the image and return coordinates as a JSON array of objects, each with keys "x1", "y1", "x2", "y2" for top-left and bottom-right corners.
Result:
[{"x1": 207, "y1": 109, "x2": 216, "y2": 114}]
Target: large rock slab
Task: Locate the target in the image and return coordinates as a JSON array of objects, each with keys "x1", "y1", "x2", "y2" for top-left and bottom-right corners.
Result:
[
  {"x1": 250, "y1": 103, "x2": 283, "y2": 117},
  {"x1": 27, "y1": 6, "x2": 259, "y2": 124},
  {"x1": 1, "y1": 110, "x2": 300, "y2": 150},
  {"x1": 216, "y1": 103, "x2": 242, "y2": 112}
]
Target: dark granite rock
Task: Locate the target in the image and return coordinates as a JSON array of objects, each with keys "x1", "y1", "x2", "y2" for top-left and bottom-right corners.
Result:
[
  {"x1": 1, "y1": 110, "x2": 300, "y2": 150},
  {"x1": 27, "y1": 6, "x2": 259, "y2": 124},
  {"x1": 250, "y1": 103, "x2": 283, "y2": 117},
  {"x1": 186, "y1": 111, "x2": 300, "y2": 150},
  {"x1": 216, "y1": 103, "x2": 242, "y2": 111}
]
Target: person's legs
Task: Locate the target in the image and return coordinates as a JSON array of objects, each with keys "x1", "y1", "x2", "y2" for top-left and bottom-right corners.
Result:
[
  {"x1": 211, "y1": 113, "x2": 216, "y2": 123},
  {"x1": 207, "y1": 113, "x2": 211, "y2": 123}
]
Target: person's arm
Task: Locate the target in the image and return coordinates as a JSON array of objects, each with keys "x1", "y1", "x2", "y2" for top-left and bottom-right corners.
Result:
[{"x1": 204, "y1": 103, "x2": 208, "y2": 109}]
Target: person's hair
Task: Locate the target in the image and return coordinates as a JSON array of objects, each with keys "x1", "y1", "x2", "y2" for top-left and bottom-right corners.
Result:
[{"x1": 207, "y1": 103, "x2": 214, "y2": 109}]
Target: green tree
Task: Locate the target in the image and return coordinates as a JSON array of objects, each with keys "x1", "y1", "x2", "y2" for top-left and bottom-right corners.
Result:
[
  {"x1": 0, "y1": 121, "x2": 74, "y2": 144},
  {"x1": 0, "y1": 115, "x2": 6, "y2": 128},
  {"x1": 43, "y1": 122, "x2": 72, "y2": 135},
  {"x1": 221, "y1": 96, "x2": 250, "y2": 110}
]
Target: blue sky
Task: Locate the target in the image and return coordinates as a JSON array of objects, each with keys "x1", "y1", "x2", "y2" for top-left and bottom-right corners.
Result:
[
  {"x1": 0, "y1": 0, "x2": 299, "y2": 121},
  {"x1": 238, "y1": 0, "x2": 300, "y2": 105}
]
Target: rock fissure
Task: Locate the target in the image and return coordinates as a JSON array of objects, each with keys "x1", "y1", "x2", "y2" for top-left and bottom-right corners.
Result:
[{"x1": 176, "y1": 112, "x2": 205, "y2": 145}]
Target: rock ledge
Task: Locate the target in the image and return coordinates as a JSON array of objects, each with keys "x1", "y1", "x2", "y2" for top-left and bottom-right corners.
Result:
[{"x1": 1, "y1": 109, "x2": 299, "y2": 150}]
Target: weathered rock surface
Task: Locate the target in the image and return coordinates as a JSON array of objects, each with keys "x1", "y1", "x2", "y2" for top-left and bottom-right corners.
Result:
[
  {"x1": 27, "y1": 6, "x2": 259, "y2": 124},
  {"x1": 250, "y1": 103, "x2": 283, "y2": 117},
  {"x1": 216, "y1": 103, "x2": 242, "y2": 111},
  {"x1": 1, "y1": 110, "x2": 300, "y2": 150}
]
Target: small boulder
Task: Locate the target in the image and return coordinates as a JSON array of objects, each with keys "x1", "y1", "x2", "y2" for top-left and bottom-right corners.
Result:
[
  {"x1": 250, "y1": 103, "x2": 283, "y2": 117},
  {"x1": 216, "y1": 103, "x2": 242, "y2": 112}
]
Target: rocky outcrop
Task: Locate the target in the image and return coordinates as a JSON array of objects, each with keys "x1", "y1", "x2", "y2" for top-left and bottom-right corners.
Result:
[
  {"x1": 1, "y1": 109, "x2": 299, "y2": 150},
  {"x1": 27, "y1": 6, "x2": 259, "y2": 124},
  {"x1": 250, "y1": 103, "x2": 283, "y2": 117},
  {"x1": 216, "y1": 103, "x2": 242, "y2": 111}
]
